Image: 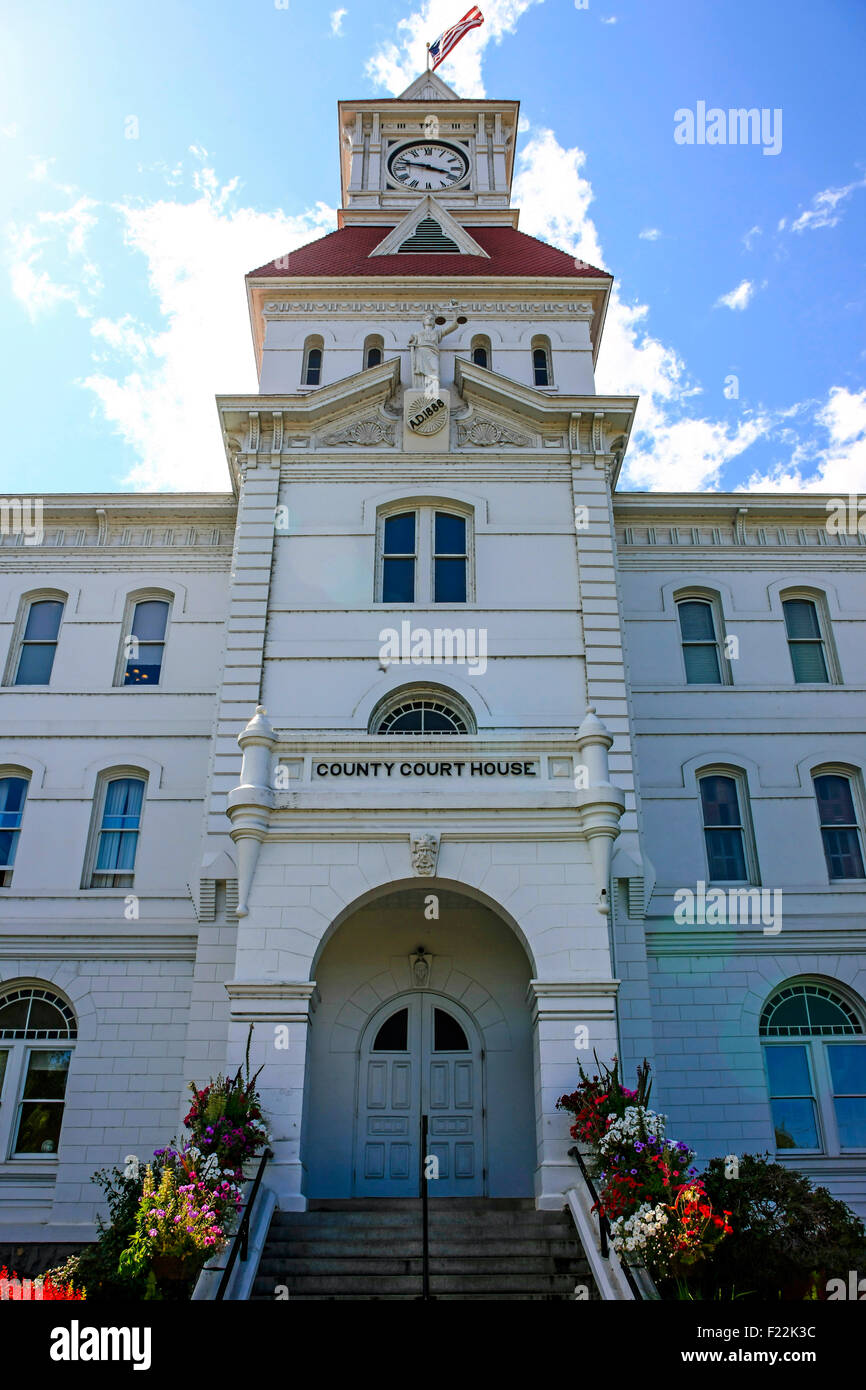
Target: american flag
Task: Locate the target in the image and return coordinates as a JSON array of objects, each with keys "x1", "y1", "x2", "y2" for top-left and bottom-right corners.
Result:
[{"x1": 428, "y1": 7, "x2": 484, "y2": 71}]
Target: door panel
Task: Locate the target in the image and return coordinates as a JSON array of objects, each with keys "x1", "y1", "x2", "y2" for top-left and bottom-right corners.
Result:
[{"x1": 354, "y1": 993, "x2": 484, "y2": 1197}]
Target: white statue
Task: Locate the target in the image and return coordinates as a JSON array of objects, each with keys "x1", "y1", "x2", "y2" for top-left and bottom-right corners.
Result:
[
  {"x1": 422, "y1": 113, "x2": 440, "y2": 139},
  {"x1": 409, "y1": 301, "x2": 461, "y2": 397}
]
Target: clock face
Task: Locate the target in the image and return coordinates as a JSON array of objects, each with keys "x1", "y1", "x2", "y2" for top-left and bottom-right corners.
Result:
[{"x1": 388, "y1": 142, "x2": 469, "y2": 191}]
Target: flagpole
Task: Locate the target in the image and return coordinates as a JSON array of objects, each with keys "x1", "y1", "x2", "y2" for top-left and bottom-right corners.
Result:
[{"x1": 426, "y1": 42, "x2": 431, "y2": 71}]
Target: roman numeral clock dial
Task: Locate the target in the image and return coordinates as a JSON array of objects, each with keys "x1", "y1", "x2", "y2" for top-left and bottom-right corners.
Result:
[{"x1": 388, "y1": 142, "x2": 469, "y2": 191}]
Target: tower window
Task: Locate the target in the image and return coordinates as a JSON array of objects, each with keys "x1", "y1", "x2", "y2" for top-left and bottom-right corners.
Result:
[
  {"x1": 470, "y1": 335, "x2": 491, "y2": 370},
  {"x1": 302, "y1": 336, "x2": 324, "y2": 387},
  {"x1": 531, "y1": 337, "x2": 553, "y2": 387},
  {"x1": 363, "y1": 334, "x2": 384, "y2": 370}
]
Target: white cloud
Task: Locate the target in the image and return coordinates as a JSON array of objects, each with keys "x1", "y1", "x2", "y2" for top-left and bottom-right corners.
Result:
[
  {"x1": 27, "y1": 156, "x2": 54, "y2": 182},
  {"x1": 80, "y1": 163, "x2": 337, "y2": 490},
  {"x1": 1, "y1": 122, "x2": 18, "y2": 138},
  {"x1": 511, "y1": 128, "x2": 770, "y2": 490},
  {"x1": 600, "y1": 15, "x2": 618, "y2": 22},
  {"x1": 365, "y1": 0, "x2": 542, "y2": 98},
  {"x1": 789, "y1": 174, "x2": 866, "y2": 233},
  {"x1": 715, "y1": 278, "x2": 757, "y2": 312},
  {"x1": 744, "y1": 387, "x2": 866, "y2": 493},
  {"x1": 742, "y1": 224, "x2": 762, "y2": 250},
  {"x1": 330, "y1": 7, "x2": 347, "y2": 34},
  {"x1": 639, "y1": 227, "x2": 661, "y2": 241},
  {"x1": 5, "y1": 195, "x2": 101, "y2": 319}
]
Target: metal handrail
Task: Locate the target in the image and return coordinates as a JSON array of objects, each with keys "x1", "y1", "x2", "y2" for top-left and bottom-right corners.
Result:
[
  {"x1": 215, "y1": 1146, "x2": 273, "y2": 1301},
  {"x1": 568, "y1": 1145, "x2": 644, "y2": 1301}
]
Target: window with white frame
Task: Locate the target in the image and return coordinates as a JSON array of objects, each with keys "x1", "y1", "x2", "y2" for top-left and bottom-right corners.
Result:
[
  {"x1": 370, "y1": 686, "x2": 475, "y2": 735},
  {"x1": 531, "y1": 336, "x2": 553, "y2": 387},
  {"x1": 0, "y1": 985, "x2": 76, "y2": 1158},
  {"x1": 378, "y1": 505, "x2": 471, "y2": 604},
  {"x1": 812, "y1": 769, "x2": 865, "y2": 881},
  {"x1": 0, "y1": 773, "x2": 30, "y2": 887},
  {"x1": 118, "y1": 595, "x2": 170, "y2": 685},
  {"x1": 6, "y1": 594, "x2": 65, "y2": 687},
  {"x1": 301, "y1": 335, "x2": 324, "y2": 387},
  {"x1": 363, "y1": 334, "x2": 384, "y2": 369},
  {"x1": 781, "y1": 591, "x2": 835, "y2": 683},
  {"x1": 760, "y1": 981, "x2": 866, "y2": 1154},
  {"x1": 676, "y1": 594, "x2": 728, "y2": 684},
  {"x1": 697, "y1": 768, "x2": 758, "y2": 883},
  {"x1": 470, "y1": 335, "x2": 491, "y2": 369},
  {"x1": 84, "y1": 772, "x2": 146, "y2": 888}
]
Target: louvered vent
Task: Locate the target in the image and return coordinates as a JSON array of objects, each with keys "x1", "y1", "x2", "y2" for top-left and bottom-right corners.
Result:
[{"x1": 398, "y1": 217, "x2": 460, "y2": 253}]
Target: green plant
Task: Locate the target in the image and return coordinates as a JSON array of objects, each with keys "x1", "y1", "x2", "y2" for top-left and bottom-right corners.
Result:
[
  {"x1": 46, "y1": 1156, "x2": 164, "y2": 1302},
  {"x1": 118, "y1": 1163, "x2": 230, "y2": 1293},
  {"x1": 681, "y1": 1153, "x2": 866, "y2": 1301}
]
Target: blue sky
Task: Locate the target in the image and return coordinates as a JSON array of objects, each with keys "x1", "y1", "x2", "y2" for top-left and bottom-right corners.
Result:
[{"x1": 1, "y1": 0, "x2": 864, "y2": 494}]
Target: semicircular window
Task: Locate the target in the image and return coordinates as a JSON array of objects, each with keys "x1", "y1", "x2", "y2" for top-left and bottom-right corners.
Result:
[
  {"x1": 433, "y1": 1008, "x2": 469, "y2": 1052},
  {"x1": 0, "y1": 986, "x2": 77, "y2": 1039},
  {"x1": 760, "y1": 983, "x2": 861, "y2": 1037},
  {"x1": 372, "y1": 1008, "x2": 409, "y2": 1052},
  {"x1": 376, "y1": 699, "x2": 469, "y2": 735}
]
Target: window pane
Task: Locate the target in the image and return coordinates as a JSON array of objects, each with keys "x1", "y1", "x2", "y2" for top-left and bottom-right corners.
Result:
[
  {"x1": 23, "y1": 601, "x2": 63, "y2": 641},
  {"x1": 434, "y1": 513, "x2": 465, "y2": 555},
  {"x1": 382, "y1": 558, "x2": 415, "y2": 604},
  {"x1": 131, "y1": 601, "x2": 168, "y2": 641},
  {"x1": 15, "y1": 643, "x2": 56, "y2": 685},
  {"x1": 434, "y1": 558, "x2": 467, "y2": 603},
  {"x1": 0, "y1": 999, "x2": 29, "y2": 1033},
  {"x1": 765, "y1": 1043, "x2": 812, "y2": 1096},
  {"x1": 384, "y1": 513, "x2": 415, "y2": 554},
  {"x1": 815, "y1": 775, "x2": 857, "y2": 825},
  {"x1": 15, "y1": 1103, "x2": 65, "y2": 1154},
  {"x1": 705, "y1": 828, "x2": 747, "y2": 880},
  {"x1": 27, "y1": 999, "x2": 69, "y2": 1032},
  {"x1": 22, "y1": 1049, "x2": 71, "y2": 1101},
  {"x1": 0, "y1": 1050, "x2": 6, "y2": 1096},
  {"x1": 305, "y1": 348, "x2": 322, "y2": 385},
  {"x1": 821, "y1": 828, "x2": 865, "y2": 880},
  {"x1": 366, "y1": 347, "x2": 382, "y2": 367},
  {"x1": 0, "y1": 777, "x2": 27, "y2": 821},
  {"x1": 125, "y1": 643, "x2": 165, "y2": 684},
  {"x1": 783, "y1": 599, "x2": 821, "y2": 640},
  {"x1": 373, "y1": 1009, "x2": 408, "y2": 1051},
  {"x1": 472, "y1": 347, "x2": 488, "y2": 368},
  {"x1": 684, "y1": 644, "x2": 721, "y2": 684},
  {"x1": 386, "y1": 709, "x2": 425, "y2": 732},
  {"x1": 533, "y1": 348, "x2": 549, "y2": 385},
  {"x1": 827, "y1": 1044, "x2": 866, "y2": 1094},
  {"x1": 678, "y1": 601, "x2": 715, "y2": 642},
  {"x1": 790, "y1": 641, "x2": 828, "y2": 683},
  {"x1": 701, "y1": 776, "x2": 741, "y2": 827},
  {"x1": 103, "y1": 778, "x2": 144, "y2": 827},
  {"x1": 834, "y1": 1098, "x2": 866, "y2": 1149},
  {"x1": 770, "y1": 1097, "x2": 819, "y2": 1149},
  {"x1": 433, "y1": 1009, "x2": 469, "y2": 1051}
]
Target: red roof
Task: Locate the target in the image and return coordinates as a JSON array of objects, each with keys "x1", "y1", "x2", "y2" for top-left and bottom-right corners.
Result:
[{"x1": 248, "y1": 224, "x2": 610, "y2": 279}]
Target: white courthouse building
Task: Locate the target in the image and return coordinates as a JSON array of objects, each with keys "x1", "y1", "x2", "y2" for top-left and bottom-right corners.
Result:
[{"x1": 1, "y1": 71, "x2": 864, "y2": 1264}]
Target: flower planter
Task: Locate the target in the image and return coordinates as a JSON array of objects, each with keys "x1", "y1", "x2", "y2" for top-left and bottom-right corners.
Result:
[{"x1": 151, "y1": 1254, "x2": 200, "y2": 1282}]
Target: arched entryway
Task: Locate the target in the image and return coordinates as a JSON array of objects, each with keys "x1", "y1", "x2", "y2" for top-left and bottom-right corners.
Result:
[{"x1": 301, "y1": 885, "x2": 535, "y2": 1199}]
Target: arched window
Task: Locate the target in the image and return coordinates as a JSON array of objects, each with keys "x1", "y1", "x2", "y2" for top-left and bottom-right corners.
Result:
[
  {"x1": 373, "y1": 1009, "x2": 408, "y2": 1051},
  {"x1": 781, "y1": 591, "x2": 834, "y2": 683},
  {"x1": 812, "y1": 770, "x2": 865, "y2": 881},
  {"x1": 470, "y1": 335, "x2": 491, "y2": 370},
  {"x1": 0, "y1": 772, "x2": 30, "y2": 887},
  {"x1": 363, "y1": 334, "x2": 384, "y2": 370},
  {"x1": 84, "y1": 771, "x2": 147, "y2": 889},
  {"x1": 760, "y1": 981, "x2": 866, "y2": 1153},
  {"x1": 302, "y1": 335, "x2": 324, "y2": 387},
  {"x1": 531, "y1": 336, "x2": 553, "y2": 387},
  {"x1": 697, "y1": 769, "x2": 757, "y2": 883},
  {"x1": 5, "y1": 592, "x2": 66, "y2": 687},
  {"x1": 371, "y1": 688, "x2": 475, "y2": 735},
  {"x1": 117, "y1": 593, "x2": 171, "y2": 686},
  {"x1": 378, "y1": 504, "x2": 472, "y2": 604},
  {"x1": 676, "y1": 594, "x2": 727, "y2": 684},
  {"x1": 0, "y1": 984, "x2": 76, "y2": 1157}
]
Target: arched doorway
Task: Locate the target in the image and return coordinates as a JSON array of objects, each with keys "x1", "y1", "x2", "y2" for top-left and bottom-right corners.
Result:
[
  {"x1": 354, "y1": 992, "x2": 483, "y2": 1197},
  {"x1": 302, "y1": 885, "x2": 535, "y2": 1200}
]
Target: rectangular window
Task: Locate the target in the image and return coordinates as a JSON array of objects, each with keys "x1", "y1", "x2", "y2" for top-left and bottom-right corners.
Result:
[
  {"x1": 814, "y1": 775, "x2": 865, "y2": 880},
  {"x1": 783, "y1": 599, "x2": 829, "y2": 682},
  {"x1": 14, "y1": 600, "x2": 63, "y2": 685},
  {"x1": 382, "y1": 512, "x2": 416, "y2": 603},
  {"x1": 434, "y1": 513, "x2": 467, "y2": 603},
  {"x1": 13, "y1": 1048, "x2": 71, "y2": 1155},
  {"x1": 700, "y1": 774, "x2": 748, "y2": 881},
  {"x1": 91, "y1": 777, "x2": 145, "y2": 888},
  {"x1": 124, "y1": 600, "x2": 169, "y2": 685},
  {"x1": 764, "y1": 1044, "x2": 820, "y2": 1150},
  {"x1": 0, "y1": 776, "x2": 28, "y2": 887},
  {"x1": 827, "y1": 1044, "x2": 866, "y2": 1149},
  {"x1": 678, "y1": 600, "x2": 722, "y2": 683}
]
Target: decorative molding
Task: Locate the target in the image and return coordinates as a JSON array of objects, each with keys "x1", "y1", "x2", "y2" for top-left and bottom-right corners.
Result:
[
  {"x1": 410, "y1": 831, "x2": 439, "y2": 876},
  {"x1": 263, "y1": 300, "x2": 597, "y2": 319},
  {"x1": 457, "y1": 414, "x2": 532, "y2": 447},
  {"x1": 409, "y1": 949, "x2": 433, "y2": 987},
  {"x1": 368, "y1": 196, "x2": 489, "y2": 259},
  {"x1": 320, "y1": 415, "x2": 396, "y2": 447},
  {"x1": 248, "y1": 411, "x2": 260, "y2": 454},
  {"x1": 95, "y1": 508, "x2": 108, "y2": 546},
  {"x1": 271, "y1": 410, "x2": 283, "y2": 457}
]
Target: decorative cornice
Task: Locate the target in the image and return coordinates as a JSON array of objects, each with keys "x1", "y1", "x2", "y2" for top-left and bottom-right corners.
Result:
[
  {"x1": 262, "y1": 299, "x2": 596, "y2": 318},
  {"x1": 320, "y1": 415, "x2": 396, "y2": 447},
  {"x1": 456, "y1": 413, "x2": 532, "y2": 447}
]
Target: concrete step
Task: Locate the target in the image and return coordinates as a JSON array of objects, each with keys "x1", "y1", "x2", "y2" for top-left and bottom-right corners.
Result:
[
  {"x1": 257, "y1": 1256, "x2": 588, "y2": 1276},
  {"x1": 261, "y1": 1238, "x2": 582, "y2": 1258},
  {"x1": 252, "y1": 1273, "x2": 582, "y2": 1295},
  {"x1": 306, "y1": 1197, "x2": 537, "y2": 1212}
]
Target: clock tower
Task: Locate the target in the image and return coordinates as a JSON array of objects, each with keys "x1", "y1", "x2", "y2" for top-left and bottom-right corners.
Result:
[{"x1": 207, "y1": 71, "x2": 648, "y2": 1217}]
